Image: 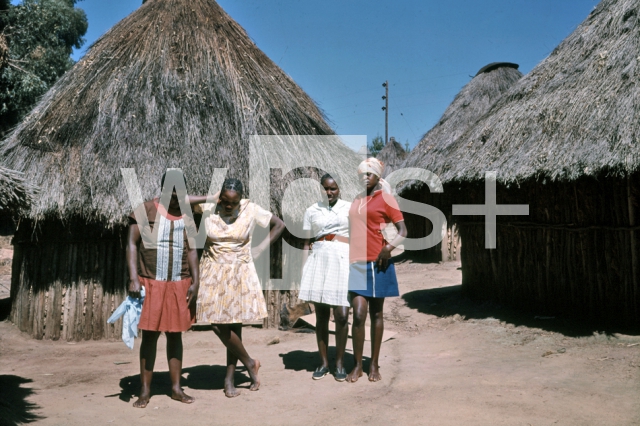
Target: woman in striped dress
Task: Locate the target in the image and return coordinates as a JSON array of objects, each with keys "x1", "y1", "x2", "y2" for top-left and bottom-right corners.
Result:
[{"x1": 299, "y1": 174, "x2": 351, "y2": 381}]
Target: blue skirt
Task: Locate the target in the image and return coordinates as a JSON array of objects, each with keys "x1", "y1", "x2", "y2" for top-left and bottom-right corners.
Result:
[{"x1": 348, "y1": 261, "x2": 399, "y2": 299}]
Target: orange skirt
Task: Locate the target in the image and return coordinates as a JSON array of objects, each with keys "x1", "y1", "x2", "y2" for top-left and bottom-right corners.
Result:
[{"x1": 138, "y1": 277, "x2": 195, "y2": 332}]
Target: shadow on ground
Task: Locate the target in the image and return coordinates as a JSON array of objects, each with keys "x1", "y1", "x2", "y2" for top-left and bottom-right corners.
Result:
[
  {"x1": 0, "y1": 375, "x2": 43, "y2": 425},
  {"x1": 280, "y1": 348, "x2": 368, "y2": 374},
  {"x1": 403, "y1": 285, "x2": 640, "y2": 338},
  {"x1": 113, "y1": 365, "x2": 251, "y2": 403}
]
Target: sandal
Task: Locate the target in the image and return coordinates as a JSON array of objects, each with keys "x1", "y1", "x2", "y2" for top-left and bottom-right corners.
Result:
[
  {"x1": 312, "y1": 366, "x2": 330, "y2": 380},
  {"x1": 334, "y1": 367, "x2": 347, "y2": 382}
]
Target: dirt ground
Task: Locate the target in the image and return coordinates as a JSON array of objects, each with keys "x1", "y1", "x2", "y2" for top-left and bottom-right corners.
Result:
[{"x1": 1, "y1": 260, "x2": 640, "y2": 425}]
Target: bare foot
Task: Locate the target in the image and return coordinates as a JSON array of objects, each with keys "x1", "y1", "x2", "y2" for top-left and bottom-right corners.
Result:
[
  {"x1": 171, "y1": 388, "x2": 195, "y2": 404},
  {"x1": 224, "y1": 381, "x2": 240, "y2": 398},
  {"x1": 133, "y1": 392, "x2": 150, "y2": 408},
  {"x1": 248, "y1": 359, "x2": 261, "y2": 391},
  {"x1": 368, "y1": 364, "x2": 382, "y2": 382},
  {"x1": 346, "y1": 364, "x2": 363, "y2": 383}
]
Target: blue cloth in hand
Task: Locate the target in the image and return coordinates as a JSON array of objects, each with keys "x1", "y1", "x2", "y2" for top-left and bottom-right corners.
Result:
[{"x1": 107, "y1": 287, "x2": 145, "y2": 349}]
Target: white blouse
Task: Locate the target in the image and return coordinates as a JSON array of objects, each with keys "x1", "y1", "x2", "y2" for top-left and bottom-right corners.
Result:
[{"x1": 302, "y1": 199, "x2": 351, "y2": 239}]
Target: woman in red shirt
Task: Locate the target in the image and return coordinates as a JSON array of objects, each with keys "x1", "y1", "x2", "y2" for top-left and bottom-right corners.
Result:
[{"x1": 347, "y1": 158, "x2": 407, "y2": 383}]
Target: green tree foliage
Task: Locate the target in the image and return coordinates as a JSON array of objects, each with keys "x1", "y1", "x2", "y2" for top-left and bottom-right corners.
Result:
[
  {"x1": 368, "y1": 135, "x2": 384, "y2": 157},
  {"x1": 0, "y1": 0, "x2": 87, "y2": 136}
]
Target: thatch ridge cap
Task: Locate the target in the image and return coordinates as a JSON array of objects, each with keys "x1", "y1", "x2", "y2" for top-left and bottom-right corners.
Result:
[{"x1": 475, "y1": 62, "x2": 519, "y2": 76}]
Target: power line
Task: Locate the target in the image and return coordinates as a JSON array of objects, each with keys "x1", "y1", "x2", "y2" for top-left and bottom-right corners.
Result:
[{"x1": 319, "y1": 72, "x2": 469, "y2": 101}]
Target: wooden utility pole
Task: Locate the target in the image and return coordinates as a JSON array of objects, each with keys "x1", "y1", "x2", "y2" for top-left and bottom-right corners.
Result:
[{"x1": 382, "y1": 81, "x2": 388, "y2": 144}]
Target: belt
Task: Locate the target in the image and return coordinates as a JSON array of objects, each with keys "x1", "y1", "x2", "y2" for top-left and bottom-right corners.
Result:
[{"x1": 315, "y1": 234, "x2": 349, "y2": 244}]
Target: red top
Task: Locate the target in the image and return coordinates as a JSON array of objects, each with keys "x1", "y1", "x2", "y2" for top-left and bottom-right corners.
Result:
[{"x1": 349, "y1": 190, "x2": 404, "y2": 262}]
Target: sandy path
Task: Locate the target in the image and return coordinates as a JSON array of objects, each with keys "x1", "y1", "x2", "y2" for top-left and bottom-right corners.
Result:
[{"x1": 1, "y1": 261, "x2": 639, "y2": 425}]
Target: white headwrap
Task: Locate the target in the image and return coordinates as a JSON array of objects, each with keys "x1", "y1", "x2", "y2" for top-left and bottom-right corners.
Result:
[{"x1": 357, "y1": 158, "x2": 392, "y2": 194}]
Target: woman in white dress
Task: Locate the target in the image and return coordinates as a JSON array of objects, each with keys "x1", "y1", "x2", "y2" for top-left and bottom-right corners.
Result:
[{"x1": 299, "y1": 174, "x2": 351, "y2": 381}]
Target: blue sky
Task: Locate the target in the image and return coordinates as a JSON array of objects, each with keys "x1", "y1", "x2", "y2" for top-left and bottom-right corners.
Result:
[{"x1": 44, "y1": 1, "x2": 601, "y2": 150}]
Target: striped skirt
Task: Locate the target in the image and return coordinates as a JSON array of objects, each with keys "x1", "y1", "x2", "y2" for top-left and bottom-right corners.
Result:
[{"x1": 299, "y1": 240, "x2": 350, "y2": 307}]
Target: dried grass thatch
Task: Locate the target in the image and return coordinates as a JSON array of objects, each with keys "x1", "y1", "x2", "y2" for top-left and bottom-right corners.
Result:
[
  {"x1": 395, "y1": 62, "x2": 521, "y2": 262},
  {"x1": 432, "y1": 0, "x2": 640, "y2": 185},
  {"x1": 0, "y1": 0, "x2": 361, "y2": 225},
  {"x1": 377, "y1": 137, "x2": 406, "y2": 178},
  {"x1": 0, "y1": 166, "x2": 35, "y2": 211},
  {"x1": 400, "y1": 63, "x2": 522, "y2": 183}
]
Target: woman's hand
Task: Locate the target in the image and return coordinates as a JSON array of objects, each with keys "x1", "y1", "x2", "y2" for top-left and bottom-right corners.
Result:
[
  {"x1": 186, "y1": 281, "x2": 199, "y2": 306},
  {"x1": 376, "y1": 221, "x2": 407, "y2": 270},
  {"x1": 251, "y1": 246, "x2": 265, "y2": 259},
  {"x1": 128, "y1": 277, "x2": 142, "y2": 298},
  {"x1": 376, "y1": 244, "x2": 394, "y2": 270}
]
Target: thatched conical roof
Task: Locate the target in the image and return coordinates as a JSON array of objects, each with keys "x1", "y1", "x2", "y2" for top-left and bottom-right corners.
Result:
[
  {"x1": 400, "y1": 63, "x2": 522, "y2": 182},
  {"x1": 0, "y1": 166, "x2": 35, "y2": 211},
  {"x1": 377, "y1": 137, "x2": 407, "y2": 178},
  {"x1": 0, "y1": 0, "x2": 361, "y2": 225},
  {"x1": 432, "y1": 0, "x2": 640, "y2": 184}
]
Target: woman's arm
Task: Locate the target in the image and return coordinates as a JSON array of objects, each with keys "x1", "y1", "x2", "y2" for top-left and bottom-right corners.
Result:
[
  {"x1": 301, "y1": 230, "x2": 312, "y2": 267},
  {"x1": 252, "y1": 215, "x2": 286, "y2": 259},
  {"x1": 375, "y1": 220, "x2": 407, "y2": 269},
  {"x1": 126, "y1": 223, "x2": 142, "y2": 298},
  {"x1": 185, "y1": 247, "x2": 199, "y2": 307},
  {"x1": 186, "y1": 191, "x2": 220, "y2": 206}
]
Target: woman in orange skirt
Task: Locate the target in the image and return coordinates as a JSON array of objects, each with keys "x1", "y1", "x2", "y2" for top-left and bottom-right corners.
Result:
[{"x1": 127, "y1": 173, "x2": 200, "y2": 408}]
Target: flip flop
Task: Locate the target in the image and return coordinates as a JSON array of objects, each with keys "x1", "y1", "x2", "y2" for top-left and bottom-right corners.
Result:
[{"x1": 312, "y1": 366, "x2": 330, "y2": 380}]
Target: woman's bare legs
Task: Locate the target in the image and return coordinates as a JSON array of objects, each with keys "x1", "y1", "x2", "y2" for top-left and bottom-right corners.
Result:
[
  {"x1": 347, "y1": 294, "x2": 368, "y2": 382},
  {"x1": 368, "y1": 298, "x2": 385, "y2": 381},
  {"x1": 333, "y1": 306, "x2": 350, "y2": 371},
  {"x1": 212, "y1": 323, "x2": 261, "y2": 396},
  {"x1": 166, "y1": 332, "x2": 194, "y2": 402},
  {"x1": 133, "y1": 330, "x2": 159, "y2": 408},
  {"x1": 133, "y1": 331, "x2": 193, "y2": 407},
  {"x1": 314, "y1": 303, "x2": 331, "y2": 369}
]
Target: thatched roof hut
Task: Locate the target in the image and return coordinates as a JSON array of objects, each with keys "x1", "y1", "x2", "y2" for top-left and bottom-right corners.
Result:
[
  {"x1": 432, "y1": 0, "x2": 638, "y2": 184},
  {"x1": 432, "y1": 0, "x2": 640, "y2": 324},
  {"x1": 401, "y1": 62, "x2": 522, "y2": 179},
  {"x1": 1, "y1": 0, "x2": 361, "y2": 339},
  {"x1": 1, "y1": 0, "x2": 360, "y2": 224},
  {"x1": 397, "y1": 62, "x2": 522, "y2": 261},
  {"x1": 377, "y1": 137, "x2": 407, "y2": 178},
  {"x1": 0, "y1": 166, "x2": 34, "y2": 212}
]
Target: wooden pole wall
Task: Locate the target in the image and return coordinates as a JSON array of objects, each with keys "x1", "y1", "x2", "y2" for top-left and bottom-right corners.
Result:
[
  {"x1": 454, "y1": 175, "x2": 640, "y2": 325},
  {"x1": 10, "y1": 222, "x2": 128, "y2": 341},
  {"x1": 10, "y1": 217, "x2": 294, "y2": 340}
]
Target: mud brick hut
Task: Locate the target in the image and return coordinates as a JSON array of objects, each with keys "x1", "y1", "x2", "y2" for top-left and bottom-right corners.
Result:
[
  {"x1": 377, "y1": 137, "x2": 407, "y2": 178},
  {"x1": 398, "y1": 62, "x2": 522, "y2": 262},
  {"x1": 423, "y1": 0, "x2": 640, "y2": 324},
  {"x1": 0, "y1": 0, "x2": 361, "y2": 340}
]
